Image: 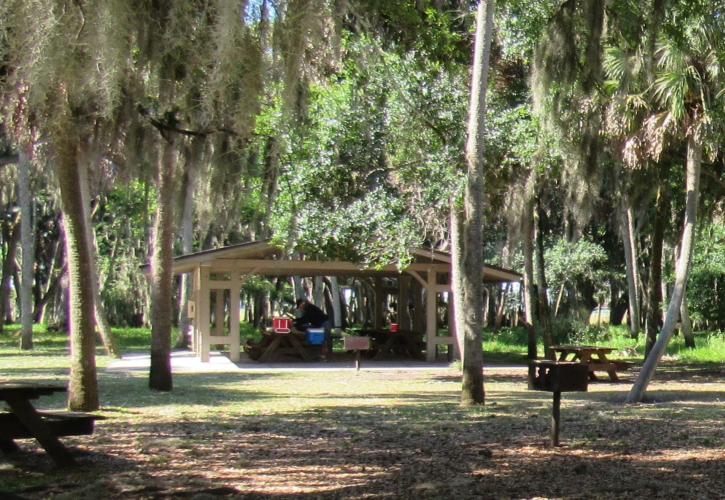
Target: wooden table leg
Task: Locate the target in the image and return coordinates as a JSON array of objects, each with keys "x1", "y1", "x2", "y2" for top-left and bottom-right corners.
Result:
[
  {"x1": 259, "y1": 336, "x2": 282, "y2": 362},
  {"x1": 598, "y1": 354, "x2": 620, "y2": 382},
  {"x1": 287, "y1": 335, "x2": 311, "y2": 361},
  {"x1": 5, "y1": 397, "x2": 76, "y2": 467}
]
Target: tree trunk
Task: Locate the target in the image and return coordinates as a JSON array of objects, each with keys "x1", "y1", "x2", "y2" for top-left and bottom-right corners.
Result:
[
  {"x1": 55, "y1": 134, "x2": 99, "y2": 411},
  {"x1": 313, "y1": 276, "x2": 325, "y2": 308},
  {"x1": 149, "y1": 139, "x2": 178, "y2": 391},
  {"x1": 644, "y1": 167, "x2": 669, "y2": 358},
  {"x1": 79, "y1": 160, "x2": 121, "y2": 358},
  {"x1": 36, "y1": 236, "x2": 65, "y2": 323},
  {"x1": 450, "y1": 203, "x2": 466, "y2": 358},
  {"x1": 175, "y1": 139, "x2": 200, "y2": 349},
  {"x1": 292, "y1": 276, "x2": 304, "y2": 301},
  {"x1": 620, "y1": 198, "x2": 641, "y2": 337},
  {"x1": 398, "y1": 275, "x2": 412, "y2": 331},
  {"x1": 680, "y1": 288, "x2": 695, "y2": 348},
  {"x1": 627, "y1": 136, "x2": 701, "y2": 403},
  {"x1": 453, "y1": 0, "x2": 494, "y2": 407},
  {"x1": 494, "y1": 283, "x2": 510, "y2": 330},
  {"x1": 534, "y1": 199, "x2": 553, "y2": 358},
  {"x1": 521, "y1": 197, "x2": 537, "y2": 364},
  {"x1": 0, "y1": 216, "x2": 20, "y2": 331},
  {"x1": 329, "y1": 276, "x2": 342, "y2": 331},
  {"x1": 553, "y1": 282, "x2": 565, "y2": 317},
  {"x1": 19, "y1": 149, "x2": 34, "y2": 349}
]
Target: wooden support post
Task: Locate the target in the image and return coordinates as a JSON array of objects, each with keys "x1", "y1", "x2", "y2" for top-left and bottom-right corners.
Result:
[
  {"x1": 355, "y1": 350, "x2": 361, "y2": 371},
  {"x1": 214, "y1": 290, "x2": 225, "y2": 336},
  {"x1": 191, "y1": 267, "x2": 200, "y2": 352},
  {"x1": 551, "y1": 390, "x2": 561, "y2": 447},
  {"x1": 229, "y1": 274, "x2": 241, "y2": 362},
  {"x1": 198, "y1": 266, "x2": 211, "y2": 362},
  {"x1": 426, "y1": 270, "x2": 437, "y2": 362}
]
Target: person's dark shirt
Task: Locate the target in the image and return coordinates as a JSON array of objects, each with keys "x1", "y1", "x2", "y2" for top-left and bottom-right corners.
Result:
[{"x1": 295, "y1": 302, "x2": 328, "y2": 330}]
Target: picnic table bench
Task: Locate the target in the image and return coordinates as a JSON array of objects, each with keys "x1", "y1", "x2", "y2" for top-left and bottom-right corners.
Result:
[
  {"x1": 551, "y1": 345, "x2": 633, "y2": 382},
  {"x1": 0, "y1": 383, "x2": 102, "y2": 466}
]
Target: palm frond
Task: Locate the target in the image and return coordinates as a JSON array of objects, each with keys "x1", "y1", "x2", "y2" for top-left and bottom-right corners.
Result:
[{"x1": 653, "y1": 70, "x2": 688, "y2": 120}]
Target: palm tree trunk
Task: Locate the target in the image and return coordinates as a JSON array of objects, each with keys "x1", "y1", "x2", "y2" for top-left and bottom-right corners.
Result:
[
  {"x1": 645, "y1": 166, "x2": 669, "y2": 357},
  {"x1": 149, "y1": 139, "x2": 178, "y2": 391},
  {"x1": 627, "y1": 136, "x2": 701, "y2": 403},
  {"x1": 456, "y1": 0, "x2": 495, "y2": 407},
  {"x1": 620, "y1": 198, "x2": 641, "y2": 337},
  {"x1": 19, "y1": 149, "x2": 34, "y2": 350},
  {"x1": 55, "y1": 134, "x2": 99, "y2": 412}
]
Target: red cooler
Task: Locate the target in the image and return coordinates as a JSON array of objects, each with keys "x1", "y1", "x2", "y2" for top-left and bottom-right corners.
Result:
[{"x1": 273, "y1": 317, "x2": 292, "y2": 334}]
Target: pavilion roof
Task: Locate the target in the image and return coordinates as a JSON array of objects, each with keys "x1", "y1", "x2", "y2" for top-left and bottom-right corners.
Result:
[{"x1": 170, "y1": 240, "x2": 522, "y2": 283}]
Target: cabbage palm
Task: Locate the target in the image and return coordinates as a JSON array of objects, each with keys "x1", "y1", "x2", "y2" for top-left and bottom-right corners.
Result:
[{"x1": 618, "y1": 6, "x2": 724, "y2": 402}]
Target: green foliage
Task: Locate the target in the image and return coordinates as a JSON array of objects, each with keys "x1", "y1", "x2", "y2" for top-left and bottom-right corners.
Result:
[
  {"x1": 95, "y1": 181, "x2": 155, "y2": 326},
  {"x1": 498, "y1": 0, "x2": 562, "y2": 62},
  {"x1": 545, "y1": 237, "x2": 609, "y2": 294},
  {"x1": 270, "y1": 34, "x2": 468, "y2": 264},
  {"x1": 686, "y1": 222, "x2": 725, "y2": 329}
]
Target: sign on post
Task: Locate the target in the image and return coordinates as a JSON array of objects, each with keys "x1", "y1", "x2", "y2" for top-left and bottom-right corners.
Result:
[{"x1": 344, "y1": 336, "x2": 371, "y2": 371}]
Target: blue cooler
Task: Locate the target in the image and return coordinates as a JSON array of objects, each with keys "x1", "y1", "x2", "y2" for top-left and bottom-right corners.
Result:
[{"x1": 306, "y1": 328, "x2": 325, "y2": 345}]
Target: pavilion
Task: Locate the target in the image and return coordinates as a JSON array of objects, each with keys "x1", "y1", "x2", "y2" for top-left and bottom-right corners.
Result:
[{"x1": 171, "y1": 240, "x2": 522, "y2": 362}]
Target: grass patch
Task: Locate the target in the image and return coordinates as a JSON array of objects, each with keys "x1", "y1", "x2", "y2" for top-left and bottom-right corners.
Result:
[
  {"x1": 0, "y1": 323, "x2": 722, "y2": 498},
  {"x1": 0, "y1": 354, "x2": 722, "y2": 498}
]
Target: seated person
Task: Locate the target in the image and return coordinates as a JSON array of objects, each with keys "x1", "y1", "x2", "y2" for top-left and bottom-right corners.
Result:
[
  {"x1": 294, "y1": 298, "x2": 332, "y2": 358},
  {"x1": 293, "y1": 298, "x2": 329, "y2": 331}
]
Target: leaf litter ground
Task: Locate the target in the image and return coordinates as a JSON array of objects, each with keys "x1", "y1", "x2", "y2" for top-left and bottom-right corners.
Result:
[{"x1": 1, "y1": 362, "x2": 723, "y2": 499}]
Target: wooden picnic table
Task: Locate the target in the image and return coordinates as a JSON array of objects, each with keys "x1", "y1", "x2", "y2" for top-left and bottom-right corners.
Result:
[
  {"x1": 246, "y1": 331, "x2": 316, "y2": 362},
  {"x1": 357, "y1": 329, "x2": 424, "y2": 360},
  {"x1": 551, "y1": 345, "x2": 631, "y2": 382},
  {"x1": 0, "y1": 383, "x2": 100, "y2": 466}
]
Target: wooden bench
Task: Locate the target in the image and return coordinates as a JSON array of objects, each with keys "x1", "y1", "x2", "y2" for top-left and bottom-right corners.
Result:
[
  {"x1": 0, "y1": 411, "x2": 100, "y2": 441},
  {"x1": 0, "y1": 383, "x2": 103, "y2": 466}
]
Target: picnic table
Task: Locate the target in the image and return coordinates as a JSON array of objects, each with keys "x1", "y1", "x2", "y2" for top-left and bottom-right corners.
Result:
[
  {"x1": 246, "y1": 331, "x2": 316, "y2": 362},
  {"x1": 0, "y1": 383, "x2": 101, "y2": 466},
  {"x1": 356, "y1": 329, "x2": 424, "y2": 360},
  {"x1": 551, "y1": 345, "x2": 631, "y2": 382}
]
